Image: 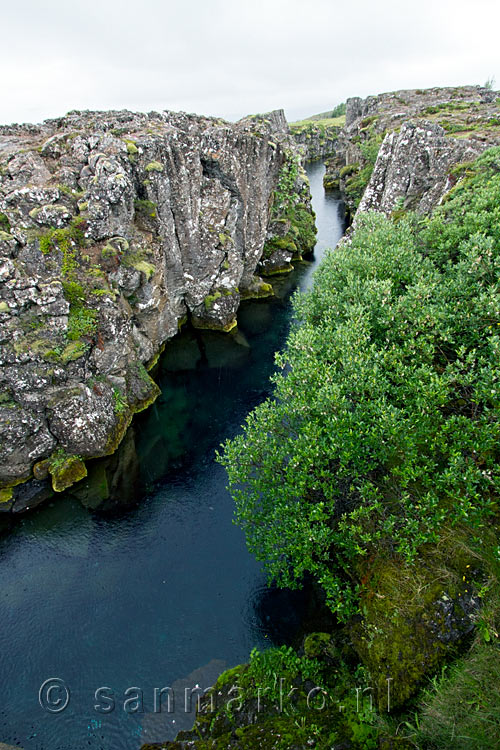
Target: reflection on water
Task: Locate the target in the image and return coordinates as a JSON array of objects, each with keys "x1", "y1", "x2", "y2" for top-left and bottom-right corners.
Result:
[{"x1": 0, "y1": 162, "x2": 345, "y2": 749}]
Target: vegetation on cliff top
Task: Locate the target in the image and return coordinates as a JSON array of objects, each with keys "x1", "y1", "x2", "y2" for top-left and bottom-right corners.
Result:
[
  {"x1": 289, "y1": 115, "x2": 346, "y2": 134},
  {"x1": 220, "y1": 146, "x2": 500, "y2": 622}
]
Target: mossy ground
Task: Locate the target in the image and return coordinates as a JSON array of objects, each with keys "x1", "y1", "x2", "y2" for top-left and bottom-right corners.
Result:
[{"x1": 144, "y1": 645, "x2": 381, "y2": 750}]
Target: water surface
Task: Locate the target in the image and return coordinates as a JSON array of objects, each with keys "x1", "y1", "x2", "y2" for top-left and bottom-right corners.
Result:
[{"x1": 0, "y1": 162, "x2": 345, "y2": 749}]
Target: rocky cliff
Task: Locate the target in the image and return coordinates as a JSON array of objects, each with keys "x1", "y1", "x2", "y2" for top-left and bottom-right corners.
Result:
[
  {"x1": 289, "y1": 118, "x2": 341, "y2": 162},
  {"x1": 323, "y1": 85, "x2": 500, "y2": 215},
  {"x1": 0, "y1": 108, "x2": 315, "y2": 510}
]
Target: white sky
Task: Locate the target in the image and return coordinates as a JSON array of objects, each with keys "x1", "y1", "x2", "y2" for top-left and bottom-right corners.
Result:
[{"x1": 1, "y1": 0, "x2": 498, "y2": 126}]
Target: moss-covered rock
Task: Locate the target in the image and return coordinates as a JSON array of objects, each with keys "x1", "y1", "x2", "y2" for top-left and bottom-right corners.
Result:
[
  {"x1": 0, "y1": 487, "x2": 13, "y2": 505},
  {"x1": 192, "y1": 316, "x2": 238, "y2": 333},
  {"x1": 33, "y1": 459, "x2": 51, "y2": 480},
  {"x1": 240, "y1": 276, "x2": 274, "y2": 300},
  {"x1": 130, "y1": 259, "x2": 155, "y2": 280},
  {"x1": 145, "y1": 160, "x2": 164, "y2": 172},
  {"x1": 204, "y1": 291, "x2": 222, "y2": 310},
  {"x1": 0, "y1": 106, "x2": 316, "y2": 505},
  {"x1": 48, "y1": 452, "x2": 87, "y2": 492},
  {"x1": 350, "y1": 554, "x2": 477, "y2": 710},
  {"x1": 125, "y1": 361, "x2": 161, "y2": 414},
  {"x1": 126, "y1": 140, "x2": 139, "y2": 155},
  {"x1": 259, "y1": 152, "x2": 317, "y2": 275},
  {"x1": 323, "y1": 173, "x2": 340, "y2": 191},
  {"x1": 303, "y1": 632, "x2": 339, "y2": 662}
]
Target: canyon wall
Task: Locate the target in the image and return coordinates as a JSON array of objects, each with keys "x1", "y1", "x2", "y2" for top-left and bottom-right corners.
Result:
[
  {"x1": 322, "y1": 85, "x2": 500, "y2": 215},
  {"x1": 0, "y1": 108, "x2": 314, "y2": 509}
]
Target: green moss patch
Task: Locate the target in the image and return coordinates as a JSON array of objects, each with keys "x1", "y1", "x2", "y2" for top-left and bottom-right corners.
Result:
[
  {"x1": 203, "y1": 291, "x2": 222, "y2": 310},
  {"x1": 48, "y1": 451, "x2": 87, "y2": 492},
  {"x1": 145, "y1": 160, "x2": 164, "y2": 172},
  {"x1": 0, "y1": 487, "x2": 13, "y2": 504}
]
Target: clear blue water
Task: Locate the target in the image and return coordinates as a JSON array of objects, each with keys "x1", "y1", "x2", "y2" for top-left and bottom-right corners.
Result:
[{"x1": 0, "y1": 163, "x2": 345, "y2": 749}]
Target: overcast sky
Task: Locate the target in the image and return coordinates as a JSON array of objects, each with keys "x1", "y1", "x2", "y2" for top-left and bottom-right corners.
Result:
[{"x1": 1, "y1": 0, "x2": 498, "y2": 126}]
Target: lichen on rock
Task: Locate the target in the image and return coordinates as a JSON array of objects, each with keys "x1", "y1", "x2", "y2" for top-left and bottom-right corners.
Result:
[
  {"x1": 319, "y1": 84, "x2": 500, "y2": 216},
  {"x1": 0, "y1": 107, "x2": 312, "y2": 506}
]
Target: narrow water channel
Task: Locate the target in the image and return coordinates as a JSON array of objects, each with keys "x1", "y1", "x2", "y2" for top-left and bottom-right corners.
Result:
[{"x1": 0, "y1": 162, "x2": 345, "y2": 750}]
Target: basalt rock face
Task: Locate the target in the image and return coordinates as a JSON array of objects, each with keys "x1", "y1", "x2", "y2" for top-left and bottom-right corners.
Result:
[
  {"x1": 357, "y1": 120, "x2": 485, "y2": 216},
  {"x1": 324, "y1": 85, "x2": 500, "y2": 214},
  {"x1": 291, "y1": 124, "x2": 339, "y2": 162},
  {"x1": 0, "y1": 108, "x2": 312, "y2": 506},
  {"x1": 343, "y1": 84, "x2": 497, "y2": 132}
]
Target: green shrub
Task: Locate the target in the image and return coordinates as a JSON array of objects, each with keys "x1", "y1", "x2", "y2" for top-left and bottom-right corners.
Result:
[
  {"x1": 214, "y1": 646, "x2": 324, "y2": 712},
  {"x1": 219, "y1": 146, "x2": 500, "y2": 621}
]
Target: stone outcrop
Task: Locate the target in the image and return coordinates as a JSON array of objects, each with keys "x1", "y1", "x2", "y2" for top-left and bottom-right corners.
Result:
[
  {"x1": 357, "y1": 120, "x2": 485, "y2": 215},
  {"x1": 290, "y1": 121, "x2": 340, "y2": 162},
  {"x1": 323, "y1": 85, "x2": 500, "y2": 214},
  {"x1": 0, "y1": 108, "x2": 314, "y2": 507}
]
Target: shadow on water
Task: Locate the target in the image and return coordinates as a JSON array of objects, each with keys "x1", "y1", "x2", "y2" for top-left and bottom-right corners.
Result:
[{"x1": 0, "y1": 162, "x2": 345, "y2": 750}]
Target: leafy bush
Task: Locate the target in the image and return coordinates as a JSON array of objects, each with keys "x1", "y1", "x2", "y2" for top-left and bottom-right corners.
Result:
[{"x1": 219, "y1": 146, "x2": 500, "y2": 621}]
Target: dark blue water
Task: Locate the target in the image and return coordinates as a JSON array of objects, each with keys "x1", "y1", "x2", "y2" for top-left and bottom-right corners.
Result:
[{"x1": 0, "y1": 163, "x2": 345, "y2": 750}]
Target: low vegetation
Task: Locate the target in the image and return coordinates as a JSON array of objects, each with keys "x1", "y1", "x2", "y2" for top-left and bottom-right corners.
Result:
[
  {"x1": 261, "y1": 151, "x2": 317, "y2": 265},
  {"x1": 216, "y1": 148, "x2": 500, "y2": 745},
  {"x1": 290, "y1": 115, "x2": 346, "y2": 134},
  {"x1": 220, "y1": 145, "x2": 500, "y2": 619},
  {"x1": 341, "y1": 129, "x2": 384, "y2": 208}
]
